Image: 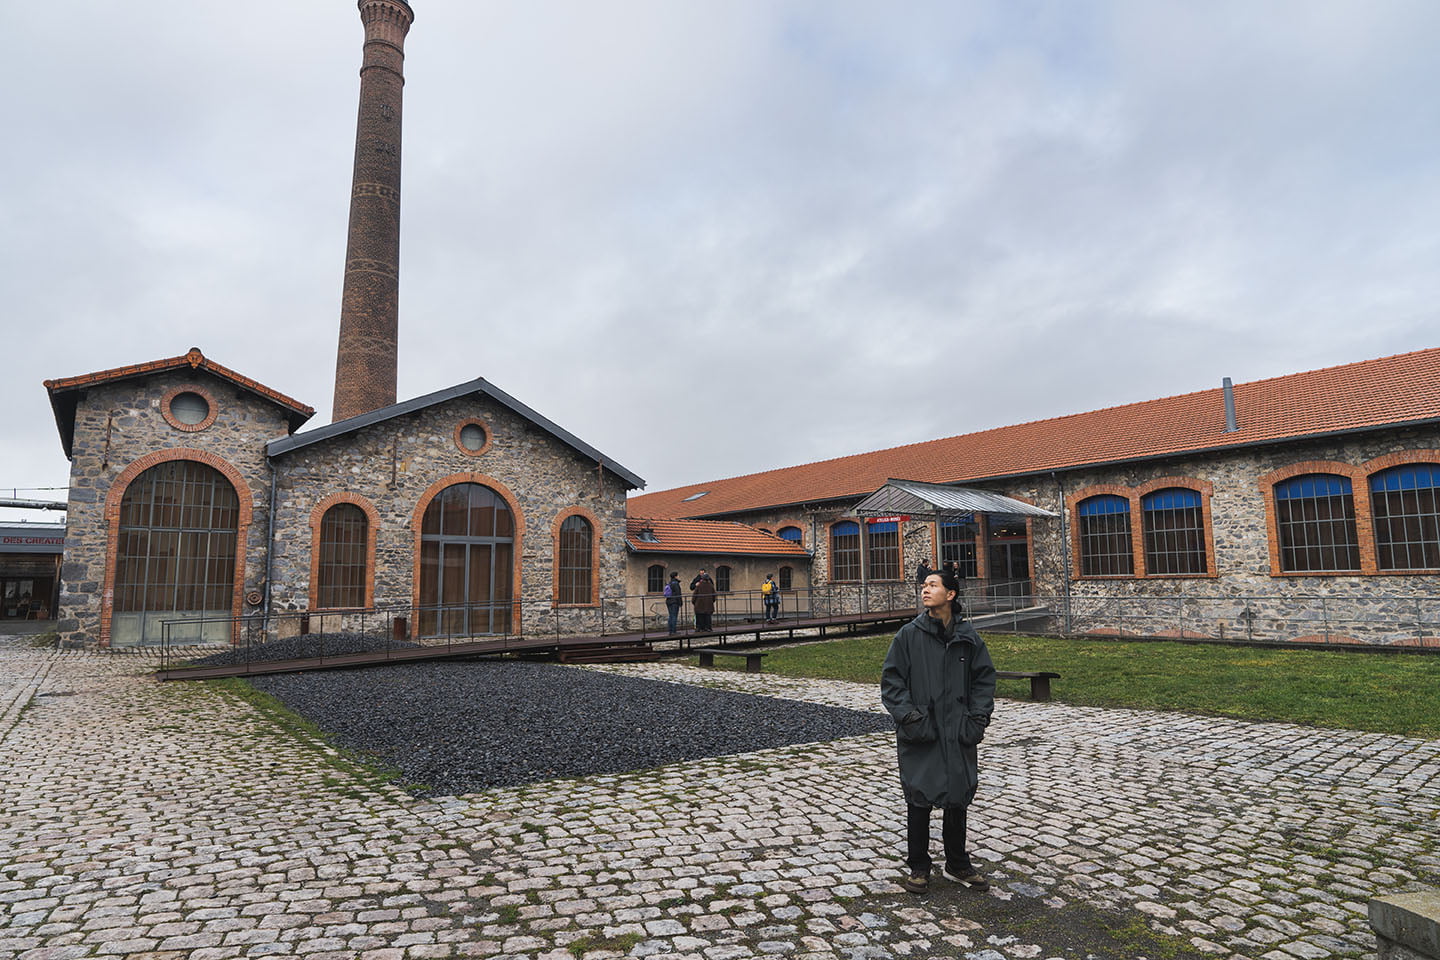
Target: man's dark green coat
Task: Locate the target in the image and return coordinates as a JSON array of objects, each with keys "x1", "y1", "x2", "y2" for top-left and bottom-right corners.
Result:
[{"x1": 880, "y1": 612, "x2": 997, "y2": 809}]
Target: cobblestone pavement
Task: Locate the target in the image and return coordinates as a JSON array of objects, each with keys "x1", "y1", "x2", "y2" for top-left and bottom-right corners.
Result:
[{"x1": 2, "y1": 639, "x2": 1437, "y2": 960}]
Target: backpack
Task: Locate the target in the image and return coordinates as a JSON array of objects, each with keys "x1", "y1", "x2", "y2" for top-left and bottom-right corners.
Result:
[
  {"x1": 762, "y1": 580, "x2": 774, "y2": 596},
  {"x1": 663, "y1": 582, "x2": 675, "y2": 597}
]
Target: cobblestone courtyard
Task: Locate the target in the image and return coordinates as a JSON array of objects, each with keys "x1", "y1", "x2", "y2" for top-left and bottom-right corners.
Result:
[{"x1": 1, "y1": 638, "x2": 1437, "y2": 960}]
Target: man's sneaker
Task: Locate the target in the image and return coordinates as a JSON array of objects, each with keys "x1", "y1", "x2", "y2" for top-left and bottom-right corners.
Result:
[
  {"x1": 942, "y1": 866, "x2": 990, "y2": 891},
  {"x1": 900, "y1": 872, "x2": 930, "y2": 894}
]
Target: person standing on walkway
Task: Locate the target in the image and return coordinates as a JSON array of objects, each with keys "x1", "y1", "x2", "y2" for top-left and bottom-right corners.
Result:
[
  {"x1": 691, "y1": 570, "x2": 717, "y2": 632},
  {"x1": 761, "y1": 573, "x2": 780, "y2": 623},
  {"x1": 880, "y1": 568, "x2": 996, "y2": 895},
  {"x1": 664, "y1": 572, "x2": 684, "y2": 634}
]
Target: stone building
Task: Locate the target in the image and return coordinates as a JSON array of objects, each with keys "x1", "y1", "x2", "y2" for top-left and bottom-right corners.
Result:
[
  {"x1": 43, "y1": 349, "x2": 641, "y2": 647},
  {"x1": 628, "y1": 348, "x2": 1440, "y2": 645}
]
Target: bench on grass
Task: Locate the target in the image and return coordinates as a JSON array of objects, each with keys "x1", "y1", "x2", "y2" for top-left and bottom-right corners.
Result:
[
  {"x1": 995, "y1": 670, "x2": 1061, "y2": 702},
  {"x1": 696, "y1": 648, "x2": 770, "y2": 673}
]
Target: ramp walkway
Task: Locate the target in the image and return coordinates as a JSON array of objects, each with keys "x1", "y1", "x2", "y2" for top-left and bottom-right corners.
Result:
[{"x1": 154, "y1": 604, "x2": 1052, "y2": 682}]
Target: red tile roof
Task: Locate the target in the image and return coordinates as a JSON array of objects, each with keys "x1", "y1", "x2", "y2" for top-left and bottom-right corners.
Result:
[
  {"x1": 45, "y1": 347, "x2": 315, "y2": 417},
  {"x1": 630, "y1": 348, "x2": 1440, "y2": 519},
  {"x1": 626, "y1": 518, "x2": 811, "y2": 557}
]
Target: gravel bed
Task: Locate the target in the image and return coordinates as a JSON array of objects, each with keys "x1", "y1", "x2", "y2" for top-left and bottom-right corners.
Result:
[
  {"x1": 248, "y1": 659, "x2": 890, "y2": 796},
  {"x1": 187, "y1": 631, "x2": 419, "y2": 667}
]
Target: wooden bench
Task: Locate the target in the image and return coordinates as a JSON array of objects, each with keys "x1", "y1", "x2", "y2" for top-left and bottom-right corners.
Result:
[
  {"x1": 996, "y1": 670, "x2": 1060, "y2": 702},
  {"x1": 696, "y1": 648, "x2": 770, "y2": 673}
]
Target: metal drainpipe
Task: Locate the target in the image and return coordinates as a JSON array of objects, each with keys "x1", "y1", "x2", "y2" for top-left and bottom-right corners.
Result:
[
  {"x1": 264, "y1": 458, "x2": 279, "y2": 639},
  {"x1": 1053, "y1": 471, "x2": 1072, "y2": 634}
]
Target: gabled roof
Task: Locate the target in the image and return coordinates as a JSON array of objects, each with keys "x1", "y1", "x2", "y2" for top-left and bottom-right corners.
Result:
[
  {"x1": 853, "y1": 480, "x2": 1058, "y2": 519},
  {"x1": 626, "y1": 518, "x2": 811, "y2": 557},
  {"x1": 630, "y1": 347, "x2": 1440, "y2": 519},
  {"x1": 44, "y1": 347, "x2": 315, "y2": 457},
  {"x1": 267, "y1": 376, "x2": 646, "y2": 490}
]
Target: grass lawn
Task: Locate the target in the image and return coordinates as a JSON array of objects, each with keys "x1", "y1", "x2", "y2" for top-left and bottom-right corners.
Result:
[{"x1": 689, "y1": 632, "x2": 1440, "y2": 739}]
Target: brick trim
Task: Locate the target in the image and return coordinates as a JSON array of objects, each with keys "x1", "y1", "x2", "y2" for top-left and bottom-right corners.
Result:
[
  {"x1": 308, "y1": 493, "x2": 380, "y2": 611},
  {"x1": 410, "y1": 474, "x2": 526, "y2": 637},
  {"x1": 100, "y1": 448, "x2": 255, "y2": 648},
  {"x1": 771, "y1": 519, "x2": 808, "y2": 548},
  {"x1": 160, "y1": 383, "x2": 220, "y2": 433},
  {"x1": 1360, "y1": 450, "x2": 1440, "y2": 575},
  {"x1": 1257, "y1": 460, "x2": 1369, "y2": 576},
  {"x1": 453, "y1": 417, "x2": 493, "y2": 458},
  {"x1": 552, "y1": 506, "x2": 602, "y2": 607}
]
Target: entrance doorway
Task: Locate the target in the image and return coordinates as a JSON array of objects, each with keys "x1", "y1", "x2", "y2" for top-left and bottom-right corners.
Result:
[{"x1": 417, "y1": 483, "x2": 515, "y2": 637}]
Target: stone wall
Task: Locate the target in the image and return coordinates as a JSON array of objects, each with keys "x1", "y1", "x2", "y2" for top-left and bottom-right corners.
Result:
[
  {"x1": 269, "y1": 394, "x2": 630, "y2": 639},
  {"x1": 57, "y1": 372, "x2": 289, "y2": 646},
  {"x1": 697, "y1": 426, "x2": 1440, "y2": 644}
]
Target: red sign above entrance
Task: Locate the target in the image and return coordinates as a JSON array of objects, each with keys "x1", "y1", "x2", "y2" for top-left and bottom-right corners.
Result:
[{"x1": 865, "y1": 515, "x2": 911, "y2": 524}]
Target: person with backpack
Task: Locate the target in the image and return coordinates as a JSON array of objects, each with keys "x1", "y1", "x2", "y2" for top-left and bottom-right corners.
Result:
[
  {"x1": 663, "y1": 572, "x2": 683, "y2": 634},
  {"x1": 691, "y1": 570, "x2": 717, "y2": 632},
  {"x1": 760, "y1": 573, "x2": 780, "y2": 623}
]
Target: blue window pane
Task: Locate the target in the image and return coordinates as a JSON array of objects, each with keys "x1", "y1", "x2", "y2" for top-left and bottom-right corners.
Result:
[
  {"x1": 1371, "y1": 465, "x2": 1440, "y2": 493},
  {"x1": 777, "y1": 526, "x2": 803, "y2": 541},
  {"x1": 1078, "y1": 495, "x2": 1129, "y2": 517},
  {"x1": 833, "y1": 520, "x2": 859, "y2": 536},
  {"x1": 1143, "y1": 488, "x2": 1201, "y2": 511},
  {"x1": 1276, "y1": 475, "x2": 1352, "y2": 500},
  {"x1": 868, "y1": 521, "x2": 898, "y2": 534}
]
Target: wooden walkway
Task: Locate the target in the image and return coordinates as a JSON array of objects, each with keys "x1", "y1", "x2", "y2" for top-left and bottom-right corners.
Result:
[{"x1": 154, "y1": 605, "x2": 1051, "y2": 681}]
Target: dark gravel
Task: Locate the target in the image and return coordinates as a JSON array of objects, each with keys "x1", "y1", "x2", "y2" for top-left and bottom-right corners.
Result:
[
  {"x1": 189, "y1": 631, "x2": 419, "y2": 666},
  {"x1": 248, "y1": 659, "x2": 889, "y2": 796}
]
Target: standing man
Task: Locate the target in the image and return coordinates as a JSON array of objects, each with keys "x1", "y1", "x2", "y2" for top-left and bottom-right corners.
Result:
[
  {"x1": 880, "y1": 568, "x2": 996, "y2": 895},
  {"x1": 664, "y1": 572, "x2": 684, "y2": 634},
  {"x1": 691, "y1": 570, "x2": 717, "y2": 632},
  {"x1": 761, "y1": 573, "x2": 780, "y2": 623}
]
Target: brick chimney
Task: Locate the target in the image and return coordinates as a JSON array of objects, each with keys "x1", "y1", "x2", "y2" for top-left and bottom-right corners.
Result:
[{"x1": 332, "y1": 0, "x2": 414, "y2": 423}]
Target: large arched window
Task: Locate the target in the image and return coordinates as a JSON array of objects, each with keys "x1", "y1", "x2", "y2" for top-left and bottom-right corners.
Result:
[
  {"x1": 317, "y1": 503, "x2": 368, "y2": 609},
  {"x1": 419, "y1": 483, "x2": 514, "y2": 636},
  {"x1": 866, "y1": 521, "x2": 900, "y2": 580},
  {"x1": 1370, "y1": 464, "x2": 1440, "y2": 571},
  {"x1": 1077, "y1": 495, "x2": 1133, "y2": 576},
  {"x1": 1274, "y1": 474, "x2": 1359, "y2": 573},
  {"x1": 557, "y1": 515, "x2": 594, "y2": 604},
  {"x1": 646, "y1": 564, "x2": 666, "y2": 594},
  {"x1": 113, "y1": 460, "x2": 239, "y2": 645},
  {"x1": 1142, "y1": 488, "x2": 1207, "y2": 575},
  {"x1": 830, "y1": 521, "x2": 861, "y2": 581}
]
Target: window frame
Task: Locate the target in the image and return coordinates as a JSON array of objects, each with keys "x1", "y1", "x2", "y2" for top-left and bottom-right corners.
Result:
[
  {"x1": 1068, "y1": 478, "x2": 1215, "y2": 580},
  {"x1": 1370, "y1": 463, "x2": 1440, "y2": 572},
  {"x1": 1141, "y1": 487, "x2": 1209, "y2": 577},
  {"x1": 315, "y1": 501, "x2": 371, "y2": 610},
  {"x1": 555, "y1": 513, "x2": 596, "y2": 606},
  {"x1": 829, "y1": 520, "x2": 861, "y2": 582},
  {"x1": 646, "y1": 564, "x2": 666, "y2": 594},
  {"x1": 865, "y1": 520, "x2": 901, "y2": 581},
  {"x1": 715, "y1": 565, "x2": 732, "y2": 592},
  {"x1": 1075, "y1": 494, "x2": 1134, "y2": 577}
]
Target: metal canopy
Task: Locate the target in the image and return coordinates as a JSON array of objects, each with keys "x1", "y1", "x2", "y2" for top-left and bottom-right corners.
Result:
[{"x1": 851, "y1": 478, "x2": 1057, "y2": 520}]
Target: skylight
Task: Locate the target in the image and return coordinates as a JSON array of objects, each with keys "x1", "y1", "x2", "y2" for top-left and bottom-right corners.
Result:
[{"x1": 681, "y1": 491, "x2": 709, "y2": 502}]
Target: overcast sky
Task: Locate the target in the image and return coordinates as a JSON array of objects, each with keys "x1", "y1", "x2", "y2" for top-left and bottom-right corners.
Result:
[{"x1": 3, "y1": 1, "x2": 1438, "y2": 524}]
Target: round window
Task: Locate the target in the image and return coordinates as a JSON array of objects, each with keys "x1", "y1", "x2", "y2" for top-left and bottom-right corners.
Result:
[
  {"x1": 458, "y1": 423, "x2": 487, "y2": 452},
  {"x1": 170, "y1": 391, "x2": 210, "y2": 425}
]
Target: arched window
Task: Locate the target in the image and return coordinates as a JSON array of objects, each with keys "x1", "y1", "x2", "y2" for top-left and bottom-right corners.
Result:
[
  {"x1": 778, "y1": 566, "x2": 792, "y2": 590},
  {"x1": 1274, "y1": 474, "x2": 1359, "y2": 573},
  {"x1": 715, "y1": 565, "x2": 732, "y2": 592},
  {"x1": 317, "y1": 503, "x2": 368, "y2": 608},
  {"x1": 113, "y1": 460, "x2": 239, "y2": 645},
  {"x1": 867, "y1": 521, "x2": 900, "y2": 580},
  {"x1": 557, "y1": 515, "x2": 594, "y2": 604},
  {"x1": 419, "y1": 483, "x2": 514, "y2": 637},
  {"x1": 830, "y1": 521, "x2": 861, "y2": 581},
  {"x1": 1370, "y1": 464, "x2": 1440, "y2": 571},
  {"x1": 1142, "y1": 488, "x2": 1206, "y2": 575},
  {"x1": 777, "y1": 526, "x2": 803, "y2": 544},
  {"x1": 646, "y1": 563, "x2": 666, "y2": 594},
  {"x1": 1077, "y1": 495, "x2": 1133, "y2": 576}
]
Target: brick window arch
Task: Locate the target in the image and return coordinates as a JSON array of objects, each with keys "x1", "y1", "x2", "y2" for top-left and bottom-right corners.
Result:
[
  {"x1": 1367, "y1": 458, "x2": 1440, "y2": 572},
  {"x1": 411, "y1": 473, "x2": 525, "y2": 636},
  {"x1": 309, "y1": 493, "x2": 379, "y2": 610},
  {"x1": 101, "y1": 448, "x2": 254, "y2": 647},
  {"x1": 775, "y1": 524, "x2": 804, "y2": 546},
  {"x1": 1272, "y1": 472, "x2": 1361, "y2": 574},
  {"x1": 552, "y1": 507, "x2": 601, "y2": 607},
  {"x1": 1138, "y1": 481, "x2": 1213, "y2": 577},
  {"x1": 1076, "y1": 494, "x2": 1133, "y2": 577}
]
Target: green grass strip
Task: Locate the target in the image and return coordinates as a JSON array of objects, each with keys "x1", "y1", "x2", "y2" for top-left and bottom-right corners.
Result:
[{"x1": 697, "y1": 632, "x2": 1440, "y2": 738}]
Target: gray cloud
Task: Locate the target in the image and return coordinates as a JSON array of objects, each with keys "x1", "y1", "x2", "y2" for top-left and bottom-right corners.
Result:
[{"x1": 3, "y1": 0, "x2": 1438, "y2": 522}]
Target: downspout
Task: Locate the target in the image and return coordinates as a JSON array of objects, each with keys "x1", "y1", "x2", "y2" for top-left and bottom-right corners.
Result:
[
  {"x1": 1053, "y1": 471, "x2": 1072, "y2": 634},
  {"x1": 264, "y1": 457, "x2": 279, "y2": 639}
]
